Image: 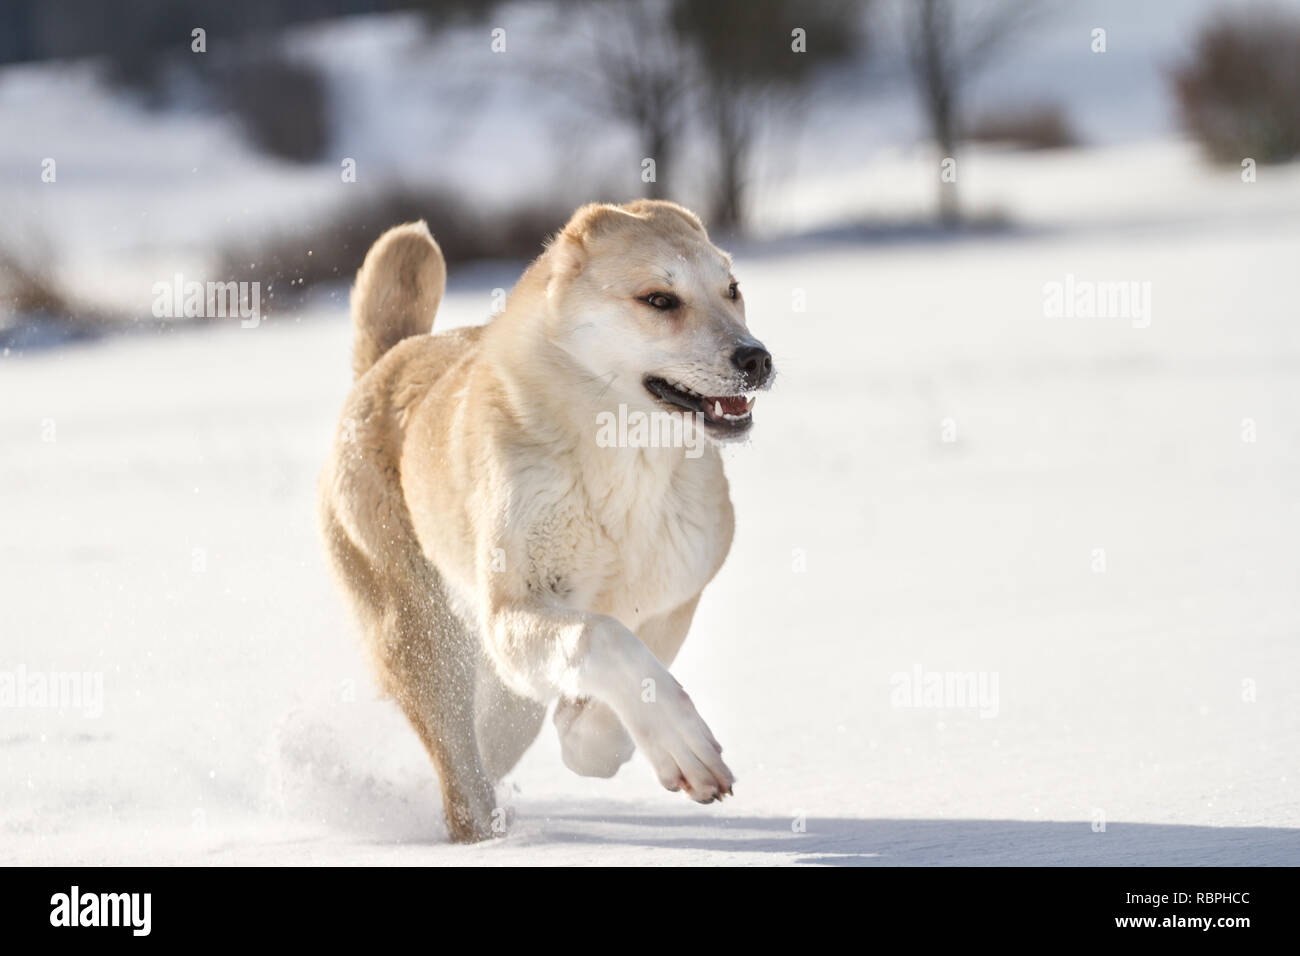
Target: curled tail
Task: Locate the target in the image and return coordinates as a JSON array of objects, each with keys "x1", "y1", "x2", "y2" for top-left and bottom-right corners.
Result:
[{"x1": 350, "y1": 221, "x2": 446, "y2": 380}]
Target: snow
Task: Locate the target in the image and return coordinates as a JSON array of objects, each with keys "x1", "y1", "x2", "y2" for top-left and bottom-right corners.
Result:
[{"x1": 4, "y1": 195, "x2": 1299, "y2": 864}]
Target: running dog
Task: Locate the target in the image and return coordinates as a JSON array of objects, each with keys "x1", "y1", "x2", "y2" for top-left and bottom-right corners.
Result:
[{"x1": 318, "y1": 200, "x2": 774, "y2": 841}]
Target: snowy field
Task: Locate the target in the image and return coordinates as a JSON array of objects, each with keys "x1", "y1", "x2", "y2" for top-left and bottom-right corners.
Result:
[{"x1": 4, "y1": 198, "x2": 1299, "y2": 865}]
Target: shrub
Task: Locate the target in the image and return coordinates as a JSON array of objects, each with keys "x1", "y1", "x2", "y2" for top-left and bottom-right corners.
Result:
[
  {"x1": 219, "y1": 51, "x2": 331, "y2": 163},
  {"x1": 216, "y1": 185, "x2": 584, "y2": 315},
  {"x1": 0, "y1": 239, "x2": 119, "y2": 349},
  {"x1": 0, "y1": 245, "x2": 71, "y2": 320},
  {"x1": 966, "y1": 103, "x2": 1077, "y2": 150},
  {"x1": 1172, "y1": 7, "x2": 1300, "y2": 163}
]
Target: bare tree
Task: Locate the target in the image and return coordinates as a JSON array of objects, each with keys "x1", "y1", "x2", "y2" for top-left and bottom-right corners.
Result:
[
  {"x1": 904, "y1": 0, "x2": 1038, "y2": 224},
  {"x1": 549, "y1": 0, "x2": 695, "y2": 199},
  {"x1": 541, "y1": 0, "x2": 862, "y2": 230},
  {"x1": 673, "y1": 0, "x2": 863, "y2": 233}
]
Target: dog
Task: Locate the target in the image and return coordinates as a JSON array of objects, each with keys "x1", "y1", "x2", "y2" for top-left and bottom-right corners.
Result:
[{"x1": 318, "y1": 200, "x2": 774, "y2": 842}]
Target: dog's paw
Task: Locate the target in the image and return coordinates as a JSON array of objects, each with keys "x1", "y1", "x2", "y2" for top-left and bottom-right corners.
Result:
[
  {"x1": 622, "y1": 681, "x2": 734, "y2": 804},
  {"x1": 443, "y1": 780, "x2": 507, "y2": 843},
  {"x1": 555, "y1": 697, "x2": 636, "y2": 778}
]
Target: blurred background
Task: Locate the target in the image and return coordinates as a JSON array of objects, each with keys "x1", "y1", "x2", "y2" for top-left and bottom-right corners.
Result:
[
  {"x1": 3, "y1": 0, "x2": 1299, "y2": 341},
  {"x1": 2, "y1": 0, "x2": 1299, "y2": 864}
]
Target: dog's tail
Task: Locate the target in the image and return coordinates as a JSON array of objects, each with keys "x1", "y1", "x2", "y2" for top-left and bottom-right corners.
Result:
[{"x1": 350, "y1": 221, "x2": 446, "y2": 380}]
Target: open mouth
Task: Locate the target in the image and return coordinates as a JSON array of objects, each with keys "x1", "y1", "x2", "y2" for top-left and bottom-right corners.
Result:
[{"x1": 643, "y1": 376, "x2": 756, "y2": 434}]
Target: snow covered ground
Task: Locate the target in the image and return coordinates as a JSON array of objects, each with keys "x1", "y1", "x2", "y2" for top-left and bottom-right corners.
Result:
[{"x1": 3, "y1": 195, "x2": 1299, "y2": 864}]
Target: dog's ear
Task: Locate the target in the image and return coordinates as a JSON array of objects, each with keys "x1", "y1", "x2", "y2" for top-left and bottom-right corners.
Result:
[
  {"x1": 545, "y1": 204, "x2": 634, "y2": 291},
  {"x1": 545, "y1": 201, "x2": 710, "y2": 296},
  {"x1": 561, "y1": 203, "x2": 640, "y2": 247},
  {"x1": 554, "y1": 201, "x2": 706, "y2": 261},
  {"x1": 621, "y1": 199, "x2": 707, "y2": 236}
]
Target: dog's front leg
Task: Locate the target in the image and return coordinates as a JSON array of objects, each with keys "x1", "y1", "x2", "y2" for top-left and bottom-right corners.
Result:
[
  {"x1": 553, "y1": 595, "x2": 703, "y2": 779},
  {"x1": 483, "y1": 597, "x2": 734, "y2": 803}
]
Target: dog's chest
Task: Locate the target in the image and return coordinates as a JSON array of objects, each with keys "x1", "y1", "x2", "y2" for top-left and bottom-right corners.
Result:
[{"x1": 522, "y1": 455, "x2": 729, "y2": 628}]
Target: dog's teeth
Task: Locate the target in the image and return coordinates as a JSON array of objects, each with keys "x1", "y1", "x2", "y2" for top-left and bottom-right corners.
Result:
[
  {"x1": 746, "y1": 396, "x2": 756, "y2": 410},
  {"x1": 714, "y1": 400, "x2": 723, "y2": 416}
]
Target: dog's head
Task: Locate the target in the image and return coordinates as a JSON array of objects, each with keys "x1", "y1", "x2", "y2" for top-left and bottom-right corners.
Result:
[{"x1": 542, "y1": 200, "x2": 774, "y2": 441}]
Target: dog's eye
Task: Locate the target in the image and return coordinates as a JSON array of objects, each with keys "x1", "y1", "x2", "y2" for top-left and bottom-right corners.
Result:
[
  {"x1": 727, "y1": 281, "x2": 739, "y2": 300},
  {"x1": 644, "y1": 292, "x2": 678, "y2": 311}
]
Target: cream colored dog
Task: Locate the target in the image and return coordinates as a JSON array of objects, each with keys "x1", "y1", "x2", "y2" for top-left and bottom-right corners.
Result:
[{"x1": 318, "y1": 200, "x2": 774, "y2": 842}]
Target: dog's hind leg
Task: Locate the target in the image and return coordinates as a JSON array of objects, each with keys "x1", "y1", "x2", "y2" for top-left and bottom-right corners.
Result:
[
  {"x1": 554, "y1": 696, "x2": 635, "y2": 778},
  {"x1": 321, "y1": 506, "x2": 498, "y2": 842},
  {"x1": 474, "y1": 663, "x2": 546, "y2": 783},
  {"x1": 380, "y1": 589, "x2": 498, "y2": 843}
]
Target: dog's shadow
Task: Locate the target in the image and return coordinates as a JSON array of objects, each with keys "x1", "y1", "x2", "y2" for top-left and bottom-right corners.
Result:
[{"x1": 517, "y1": 812, "x2": 1300, "y2": 865}]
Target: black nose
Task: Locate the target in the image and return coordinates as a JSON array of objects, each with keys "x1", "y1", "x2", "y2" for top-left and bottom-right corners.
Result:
[{"x1": 731, "y1": 344, "x2": 773, "y2": 386}]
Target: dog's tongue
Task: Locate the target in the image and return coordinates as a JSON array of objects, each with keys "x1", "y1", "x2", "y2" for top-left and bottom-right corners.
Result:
[{"x1": 706, "y1": 395, "x2": 750, "y2": 420}]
